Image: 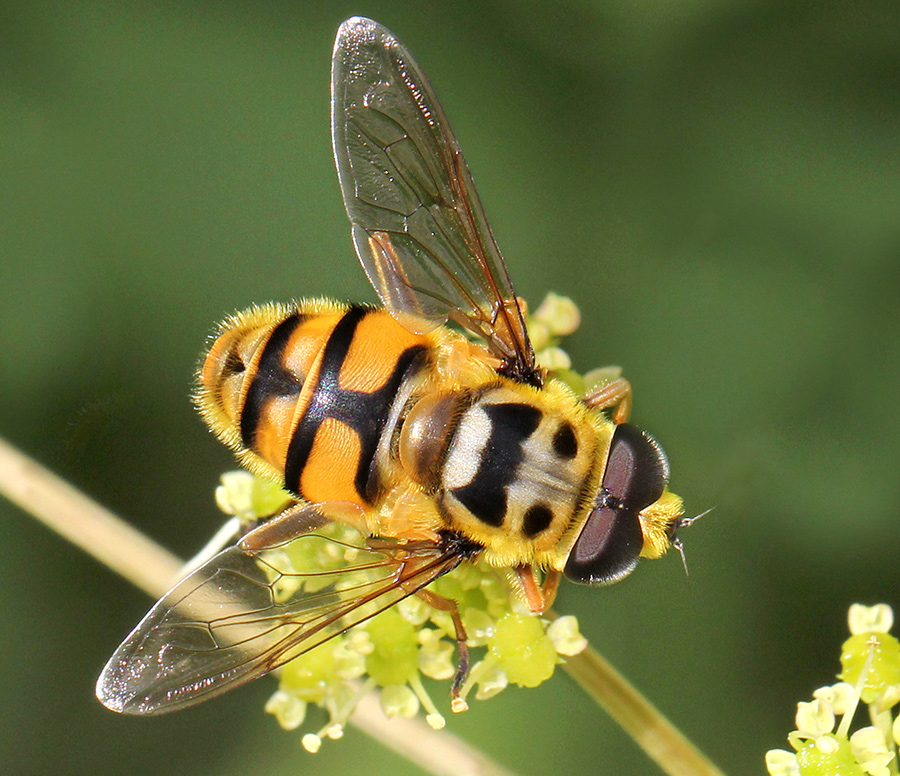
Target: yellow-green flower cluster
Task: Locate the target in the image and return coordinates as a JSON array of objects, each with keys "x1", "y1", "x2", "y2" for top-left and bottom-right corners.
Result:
[
  {"x1": 215, "y1": 478, "x2": 587, "y2": 751},
  {"x1": 766, "y1": 604, "x2": 900, "y2": 776},
  {"x1": 210, "y1": 293, "x2": 595, "y2": 751}
]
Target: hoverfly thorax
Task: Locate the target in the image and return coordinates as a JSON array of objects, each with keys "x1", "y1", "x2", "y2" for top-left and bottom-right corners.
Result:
[
  {"x1": 397, "y1": 378, "x2": 611, "y2": 568},
  {"x1": 398, "y1": 390, "x2": 471, "y2": 492}
]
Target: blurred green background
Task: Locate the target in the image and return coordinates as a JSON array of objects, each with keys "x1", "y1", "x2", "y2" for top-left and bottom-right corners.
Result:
[{"x1": 3, "y1": 1, "x2": 900, "y2": 774}]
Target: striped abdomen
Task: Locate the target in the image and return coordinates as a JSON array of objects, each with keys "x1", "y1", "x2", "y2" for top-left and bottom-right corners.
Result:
[{"x1": 197, "y1": 300, "x2": 431, "y2": 507}]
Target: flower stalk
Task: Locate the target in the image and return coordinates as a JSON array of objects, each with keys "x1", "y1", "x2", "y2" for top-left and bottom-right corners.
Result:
[{"x1": 559, "y1": 627, "x2": 726, "y2": 776}]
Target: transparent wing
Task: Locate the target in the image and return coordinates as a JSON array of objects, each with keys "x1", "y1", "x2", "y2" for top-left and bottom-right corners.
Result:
[
  {"x1": 96, "y1": 503, "x2": 462, "y2": 715},
  {"x1": 332, "y1": 17, "x2": 540, "y2": 385}
]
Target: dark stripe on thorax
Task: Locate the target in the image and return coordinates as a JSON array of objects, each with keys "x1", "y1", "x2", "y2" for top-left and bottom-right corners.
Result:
[
  {"x1": 284, "y1": 306, "x2": 428, "y2": 504},
  {"x1": 451, "y1": 402, "x2": 542, "y2": 526},
  {"x1": 240, "y1": 312, "x2": 305, "y2": 449}
]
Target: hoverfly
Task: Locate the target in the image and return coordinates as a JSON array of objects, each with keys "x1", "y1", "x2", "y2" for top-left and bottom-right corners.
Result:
[{"x1": 96, "y1": 16, "x2": 684, "y2": 716}]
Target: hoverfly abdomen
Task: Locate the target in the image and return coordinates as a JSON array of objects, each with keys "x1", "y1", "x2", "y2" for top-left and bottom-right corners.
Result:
[{"x1": 197, "y1": 300, "x2": 433, "y2": 507}]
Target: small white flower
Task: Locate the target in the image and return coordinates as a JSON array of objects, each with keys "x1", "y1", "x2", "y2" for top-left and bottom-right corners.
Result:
[
  {"x1": 765, "y1": 748, "x2": 800, "y2": 776},
  {"x1": 215, "y1": 470, "x2": 257, "y2": 518},
  {"x1": 265, "y1": 689, "x2": 307, "y2": 730},
  {"x1": 332, "y1": 639, "x2": 367, "y2": 680},
  {"x1": 582, "y1": 365, "x2": 623, "y2": 392},
  {"x1": 877, "y1": 684, "x2": 900, "y2": 711},
  {"x1": 346, "y1": 628, "x2": 374, "y2": 656},
  {"x1": 462, "y1": 607, "x2": 495, "y2": 646},
  {"x1": 474, "y1": 662, "x2": 508, "y2": 701},
  {"x1": 547, "y1": 615, "x2": 588, "y2": 656},
  {"x1": 418, "y1": 634, "x2": 455, "y2": 680},
  {"x1": 397, "y1": 595, "x2": 431, "y2": 626},
  {"x1": 850, "y1": 726, "x2": 895, "y2": 776},
  {"x1": 215, "y1": 470, "x2": 290, "y2": 518},
  {"x1": 813, "y1": 682, "x2": 856, "y2": 715},
  {"x1": 533, "y1": 292, "x2": 581, "y2": 337},
  {"x1": 849, "y1": 604, "x2": 894, "y2": 636},
  {"x1": 795, "y1": 699, "x2": 835, "y2": 737},
  {"x1": 536, "y1": 346, "x2": 572, "y2": 372},
  {"x1": 380, "y1": 684, "x2": 420, "y2": 719}
]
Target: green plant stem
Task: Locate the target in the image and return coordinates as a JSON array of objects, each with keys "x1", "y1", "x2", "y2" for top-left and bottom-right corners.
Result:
[
  {"x1": 557, "y1": 617, "x2": 727, "y2": 776},
  {"x1": 0, "y1": 436, "x2": 181, "y2": 597},
  {"x1": 351, "y1": 692, "x2": 519, "y2": 776}
]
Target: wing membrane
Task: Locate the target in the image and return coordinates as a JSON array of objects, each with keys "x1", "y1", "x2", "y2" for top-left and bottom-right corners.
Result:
[
  {"x1": 332, "y1": 17, "x2": 539, "y2": 384},
  {"x1": 96, "y1": 503, "x2": 461, "y2": 715}
]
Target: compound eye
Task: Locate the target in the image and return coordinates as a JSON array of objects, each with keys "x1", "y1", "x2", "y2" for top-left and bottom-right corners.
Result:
[
  {"x1": 563, "y1": 501, "x2": 643, "y2": 585},
  {"x1": 564, "y1": 423, "x2": 669, "y2": 585},
  {"x1": 600, "y1": 423, "x2": 669, "y2": 512}
]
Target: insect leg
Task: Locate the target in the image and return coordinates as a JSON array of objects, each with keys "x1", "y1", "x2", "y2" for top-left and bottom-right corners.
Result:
[
  {"x1": 583, "y1": 376, "x2": 633, "y2": 423},
  {"x1": 415, "y1": 587, "x2": 471, "y2": 712},
  {"x1": 540, "y1": 568, "x2": 562, "y2": 611},
  {"x1": 512, "y1": 565, "x2": 561, "y2": 613}
]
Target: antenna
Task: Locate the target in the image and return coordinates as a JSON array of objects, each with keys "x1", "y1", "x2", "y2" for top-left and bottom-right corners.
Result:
[{"x1": 672, "y1": 507, "x2": 714, "y2": 577}]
